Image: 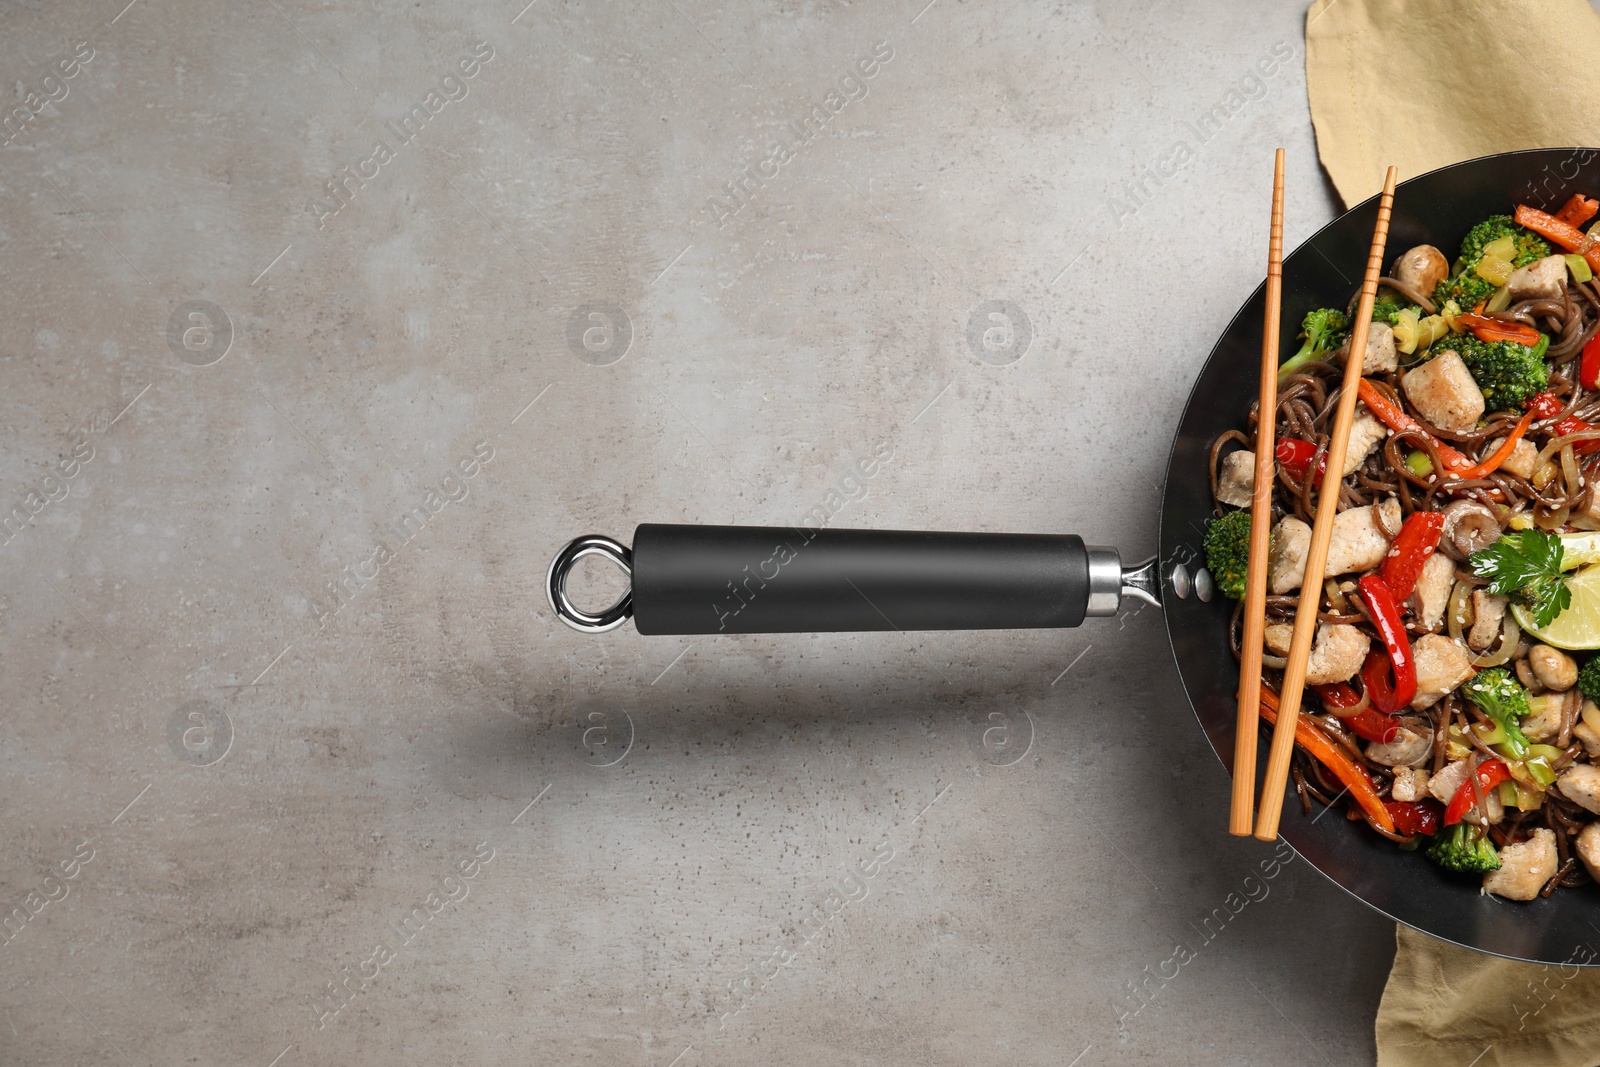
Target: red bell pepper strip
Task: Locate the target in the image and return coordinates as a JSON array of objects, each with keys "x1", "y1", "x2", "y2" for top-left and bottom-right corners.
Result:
[
  {"x1": 1528, "y1": 391, "x2": 1565, "y2": 419},
  {"x1": 1444, "y1": 758, "x2": 1513, "y2": 825},
  {"x1": 1360, "y1": 650, "x2": 1404, "y2": 717},
  {"x1": 1555, "y1": 194, "x2": 1599, "y2": 228},
  {"x1": 1583, "y1": 335, "x2": 1600, "y2": 391},
  {"x1": 1310, "y1": 682, "x2": 1402, "y2": 742},
  {"x1": 1275, "y1": 438, "x2": 1324, "y2": 483},
  {"x1": 1379, "y1": 511, "x2": 1444, "y2": 601},
  {"x1": 1255, "y1": 683, "x2": 1397, "y2": 834},
  {"x1": 1357, "y1": 576, "x2": 1418, "y2": 713},
  {"x1": 1357, "y1": 379, "x2": 1474, "y2": 474},
  {"x1": 1456, "y1": 309, "x2": 1543, "y2": 346},
  {"x1": 1314, "y1": 681, "x2": 1363, "y2": 712},
  {"x1": 1514, "y1": 204, "x2": 1600, "y2": 275},
  {"x1": 1551, "y1": 414, "x2": 1600, "y2": 457},
  {"x1": 1345, "y1": 707, "x2": 1403, "y2": 744},
  {"x1": 1457, "y1": 412, "x2": 1534, "y2": 480},
  {"x1": 1384, "y1": 799, "x2": 1444, "y2": 837}
]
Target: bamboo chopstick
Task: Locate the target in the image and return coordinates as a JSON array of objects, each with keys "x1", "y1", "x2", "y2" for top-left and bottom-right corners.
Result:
[
  {"x1": 1254, "y1": 165, "x2": 1400, "y2": 842},
  {"x1": 1229, "y1": 148, "x2": 1286, "y2": 837}
]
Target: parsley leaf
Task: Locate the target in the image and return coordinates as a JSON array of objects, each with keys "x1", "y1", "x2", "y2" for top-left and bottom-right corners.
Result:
[{"x1": 1469, "y1": 529, "x2": 1571, "y2": 628}]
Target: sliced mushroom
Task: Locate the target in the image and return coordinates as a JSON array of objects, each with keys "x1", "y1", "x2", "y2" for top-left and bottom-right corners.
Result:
[
  {"x1": 1392, "y1": 244, "x2": 1449, "y2": 303},
  {"x1": 1528, "y1": 644, "x2": 1578, "y2": 692},
  {"x1": 1516, "y1": 657, "x2": 1544, "y2": 694},
  {"x1": 1440, "y1": 499, "x2": 1500, "y2": 559}
]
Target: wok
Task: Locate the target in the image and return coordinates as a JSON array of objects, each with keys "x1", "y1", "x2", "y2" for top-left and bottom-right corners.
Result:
[{"x1": 549, "y1": 148, "x2": 1600, "y2": 967}]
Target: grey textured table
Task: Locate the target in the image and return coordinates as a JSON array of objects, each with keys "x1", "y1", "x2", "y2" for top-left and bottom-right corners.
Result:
[{"x1": 0, "y1": 1, "x2": 1396, "y2": 1064}]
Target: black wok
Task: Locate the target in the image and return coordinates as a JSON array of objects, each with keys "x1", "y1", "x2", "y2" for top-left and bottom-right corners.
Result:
[{"x1": 550, "y1": 148, "x2": 1600, "y2": 966}]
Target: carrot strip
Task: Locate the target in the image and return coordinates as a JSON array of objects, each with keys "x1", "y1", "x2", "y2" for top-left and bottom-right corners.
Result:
[
  {"x1": 1253, "y1": 683, "x2": 1397, "y2": 833},
  {"x1": 1456, "y1": 310, "x2": 1542, "y2": 346},
  {"x1": 1356, "y1": 379, "x2": 1474, "y2": 472},
  {"x1": 1458, "y1": 411, "x2": 1533, "y2": 479},
  {"x1": 1555, "y1": 194, "x2": 1599, "y2": 228},
  {"x1": 1514, "y1": 204, "x2": 1600, "y2": 274}
]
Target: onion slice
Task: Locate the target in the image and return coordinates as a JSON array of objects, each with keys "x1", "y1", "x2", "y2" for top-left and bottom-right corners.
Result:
[
  {"x1": 1563, "y1": 444, "x2": 1583, "y2": 497},
  {"x1": 1470, "y1": 612, "x2": 1521, "y2": 668},
  {"x1": 1536, "y1": 430, "x2": 1600, "y2": 465},
  {"x1": 1326, "y1": 683, "x2": 1372, "y2": 718},
  {"x1": 1447, "y1": 579, "x2": 1473, "y2": 645}
]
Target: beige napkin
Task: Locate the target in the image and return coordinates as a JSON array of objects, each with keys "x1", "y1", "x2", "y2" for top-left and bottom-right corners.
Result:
[
  {"x1": 1305, "y1": 0, "x2": 1600, "y2": 206},
  {"x1": 1377, "y1": 926, "x2": 1600, "y2": 1067},
  {"x1": 1305, "y1": 2, "x2": 1600, "y2": 1062}
]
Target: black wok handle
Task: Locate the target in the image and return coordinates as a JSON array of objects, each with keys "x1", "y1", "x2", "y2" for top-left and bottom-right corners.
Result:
[{"x1": 547, "y1": 524, "x2": 1161, "y2": 636}]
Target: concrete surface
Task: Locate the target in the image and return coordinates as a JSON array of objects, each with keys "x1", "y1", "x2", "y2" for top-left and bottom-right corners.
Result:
[{"x1": 0, "y1": 1, "x2": 1397, "y2": 1064}]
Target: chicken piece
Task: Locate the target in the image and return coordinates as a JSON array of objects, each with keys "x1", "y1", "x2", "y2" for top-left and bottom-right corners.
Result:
[
  {"x1": 1429, "y1": 759, "x2": 1473, "y2": 804},
  {"x1": 1484, "y1": 436, "x2": 1539, "y2": 480},
  {"x1": 1340, "y1": 409, "x2": 1389, "y2": 477},
  {"x1": 1576, "y1": 822, "x2": 1600, "y2": 883},
  {"x1": 1304, "y1": 624, "x2": 1370, "y2": 685},
  {"x1": 1427, "y1": 758, "x2": 1504, "y2": 825},
  {"x1": 1338, "y1": 320, "x2": 1398, "y2": 375},
  {"x1": 1521, "y1": 688, "x2": 1570, "y2": 744},
  {"x1": 1468, "y1": 590, "x2": 1510, "y2": 652},
  {"x1": 1482, "y1": 828, "x2": 1558, "y2": 901},
  {"x1": 1263, "y1": 501, "x2": 1396, "y2": 590},
  {"x1": 1410, "y1": 634, "x2": 1477, "y2": 710},
  {"x1": 1324, "y1": 499, "x2": 1402, "y2": 578},
  {"x1": 1268, "y1": 516, "x2": 1312, "y2": 594},
  {"x1": 1263, "y1": 623, "x2": 1293, "y2": 656},
  {"x1": 1392, "y1": 766, "x2": 1431, "y2": 802},
  {"x1": 1216, "y1": 450, "x2": 1255, "y2": 508},
  {"x1": 1556, "y1": 764, "x2": 1600, "y2": 816},
  {"x1": 1575, "y1": 718, "x2": 1600, "y2": 760},
  {"x1": 1506, "y1": 255, "x2": 1567, "y2": 304},
  {"x1": 1366, "y1": 727, "x2": 1432, "y2": 768},
  {"x1": 1402, "y1": 349, "x2": 1485, "y2": 432},
  {"x1": 1262, "y1": 622, "x2": 1368, "y2": 684},
  {"x1": 1409, "y1": 552, "x2": 1455, "y2": 633}
]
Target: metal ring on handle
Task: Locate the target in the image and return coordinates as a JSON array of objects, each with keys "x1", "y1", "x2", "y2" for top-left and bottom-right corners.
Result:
[{"x1": 547, "y1": 535, "x2": 634, "y2": 633}]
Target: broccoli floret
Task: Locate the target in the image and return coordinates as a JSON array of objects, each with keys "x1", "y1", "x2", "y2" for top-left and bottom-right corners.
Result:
[
  {"x1": 1203, "y1": 509, "x2": 1253, "y2": 601},
  {"x1": 1579, "y1": 657, "x2": 1600, "y2": 702},
  {"x1": 1433, "y1": 215, "x2": 1552, "y2": 311},
  {"x1": 1434, "y1": 273, "x2": 1499, "y2": 315},
  {"x1": 1426, "y1": 821, "x2": 1502, "y2": 875},
  {"x1": 1370, "y1": 295, "x2": 1417, "y2": 326},
  {"x1": 1276, "y1": 308, "x2": 1349, "y2": 382},
  {"x1": 1457, "y1": 215, "x2": 1549, "y2": 271},
  {"x1": 1461, "y1": 666, "x2": 1532, "y2": 759},
  {"x1": 1451, "y1": 333, "x2": 1550, "y2": 412}
]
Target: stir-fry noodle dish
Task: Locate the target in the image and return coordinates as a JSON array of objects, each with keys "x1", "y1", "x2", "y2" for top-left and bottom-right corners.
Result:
[{"x1": 1207, "y1": 195, "x2": 1600, "y2": 900}]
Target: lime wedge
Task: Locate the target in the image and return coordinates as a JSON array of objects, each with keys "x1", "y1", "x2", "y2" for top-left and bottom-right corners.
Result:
[{"x1": 1512, "y1": 564, "x2": 1600, "y2": 650}]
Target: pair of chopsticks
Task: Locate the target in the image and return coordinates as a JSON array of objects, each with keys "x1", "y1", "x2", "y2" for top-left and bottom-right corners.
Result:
[{"x1": 1230, "y1": 156, "x2": 1400, "y2": 840}]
